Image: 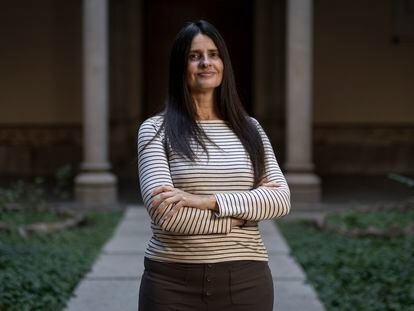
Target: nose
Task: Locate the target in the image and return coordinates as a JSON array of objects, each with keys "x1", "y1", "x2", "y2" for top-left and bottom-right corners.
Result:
[{"x1": 200, "y1": 54, "x2": 211, "y2": 68}]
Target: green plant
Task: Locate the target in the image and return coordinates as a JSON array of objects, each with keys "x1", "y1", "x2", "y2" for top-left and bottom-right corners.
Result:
[
  {"x1": 278, "y1": 209, "x2": 414, "y2": 311},
  {"x1": 53, "y1": 164, "x2": 73, "y2": 200},
  {"x1": 0, "y1": 178, "x2": 48, "y2": 212},
  {"x1": 0, "y1": 164, "x2": 74, "y2": 212},
  {"x1": 0, "y1": 210, "x2": 124, "y2": 310},
  {"x1": 0, "y1": 180, "x2": 24, "y2": 210},
  {"x1": 327, "y1": 209, "x2": 414, "y2": 231}
]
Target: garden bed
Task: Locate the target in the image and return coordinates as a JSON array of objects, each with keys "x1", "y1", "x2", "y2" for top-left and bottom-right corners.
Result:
[
  {"x1": 277, "y1": 206, "x2": 414, "y2": 311},
  {"x1": 0, "y1": 209, "x2": 124, "y2": 311}
]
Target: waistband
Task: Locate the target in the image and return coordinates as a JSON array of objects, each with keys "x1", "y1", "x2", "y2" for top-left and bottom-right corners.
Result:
[{"x1": 144, "y1": 257, "x2": 266, "y2": 279}]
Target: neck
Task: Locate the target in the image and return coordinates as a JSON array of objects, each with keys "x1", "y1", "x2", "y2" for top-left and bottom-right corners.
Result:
[{"x1": 191, "y1": 90, "x2": 220, "y2": 120}]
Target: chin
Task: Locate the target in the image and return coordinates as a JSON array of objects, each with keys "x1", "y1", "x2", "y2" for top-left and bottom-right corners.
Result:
[{"x1": 197, "y1": 81, "x2": 220, "y2": 88}]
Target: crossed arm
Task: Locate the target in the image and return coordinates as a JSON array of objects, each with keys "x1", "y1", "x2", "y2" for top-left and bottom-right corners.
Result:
[{"x1": 137, "y1": 117, "x2": 290, "y2": 235}]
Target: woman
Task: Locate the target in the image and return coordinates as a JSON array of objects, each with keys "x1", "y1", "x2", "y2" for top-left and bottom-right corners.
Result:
[{"x1": 137, "y1": 20, "x2": 290, "y2": 311}]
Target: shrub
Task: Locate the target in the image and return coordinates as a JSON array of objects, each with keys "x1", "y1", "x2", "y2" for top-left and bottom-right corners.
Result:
[
  {"x1": 0, "y1": 210, "x2": 123, "y2": 311},
  {"x1": 278, "y1": 209, "x2": 414, "y2": 311}
]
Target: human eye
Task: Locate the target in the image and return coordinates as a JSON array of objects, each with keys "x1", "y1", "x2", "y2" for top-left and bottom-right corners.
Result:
[
  {"x1": 188, "y1": 53, "x2": 200, "y2": 61},
  {"x1": 209, "y1": 50, "x2": 220, "y2": 59}
]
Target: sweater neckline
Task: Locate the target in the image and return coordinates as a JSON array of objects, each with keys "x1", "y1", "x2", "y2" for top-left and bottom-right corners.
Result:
[{"x1": 196, "y1": 119, "x2": 227, "y2": 123}]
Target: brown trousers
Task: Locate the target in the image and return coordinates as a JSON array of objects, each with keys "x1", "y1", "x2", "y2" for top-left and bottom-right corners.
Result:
[{"x1": 138, "y1": 257, "x2": 274, "y2": 311}]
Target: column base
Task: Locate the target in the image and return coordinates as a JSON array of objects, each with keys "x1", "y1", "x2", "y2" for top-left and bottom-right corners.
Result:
[
  {"x1": 286, "y1": 172, "x2": 321, "y2": 203},
  {"x1": 75, "y1": 171, "x2": 118, "y2": 208}
]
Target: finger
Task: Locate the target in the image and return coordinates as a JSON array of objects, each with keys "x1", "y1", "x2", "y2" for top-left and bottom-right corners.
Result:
[
  {"x1": 260, "y1": 185, "x2": 280, "y2": 190},
  {"x1": 152, "y1": 199, "x2": 175, "y2": 220},
  {"x1": 153, "y1": 201, "x2": 166, "y2": 218},
  {"x1": 163, "y1": 200, "x2": 185, "y2": 220},
  {"x1": 156, "y1": 196, "x2": 182, "y2": 216},
  {"x1": 153, "y1": 200, "x2": 170, "y2": 219},
  {"x1": 258, "y1": 183, "x2": 281, "y2": 190},
  {"x1": 259, "y1": 177, "x2": 268, "y2": 185},
  {"x1": 150, "y1": 191, "x2": 176, "y2": 209},
  {"x1": 164, "y1": 200, "x2": 184, "y2": 220},
  {"x1": 245, "y1": 220, "x2": 258, "y2": 227},
  {"x1": 150, "y1": 196, "x2": 171, "y2": 215},
  {"x1": 151, "y1": 185, "x2": 173, "y2": 197},
  {"x1": 151, "y1": 185, "x2": 174, "y2": 196}
]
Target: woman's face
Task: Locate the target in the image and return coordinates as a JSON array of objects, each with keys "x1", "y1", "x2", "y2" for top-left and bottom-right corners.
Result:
[{"x1": 186, "y1": 34, "x2": 224, "y2": 93}]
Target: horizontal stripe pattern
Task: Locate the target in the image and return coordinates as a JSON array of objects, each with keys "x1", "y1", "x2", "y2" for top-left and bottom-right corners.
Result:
[{"x1": 137, "y1": 115, "x2": 290, "y2": 263}]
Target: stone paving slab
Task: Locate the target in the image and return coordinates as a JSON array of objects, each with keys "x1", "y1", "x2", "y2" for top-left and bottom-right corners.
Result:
[
  {"x1": 274, "y1": 280, "x2": 326, "y2": 311},
  {"x1": 113, "y1": 220, "x2": 152, "y2": 236},
  {"x1": 103, "y1": 236, "x2": 149, "y2": 253},
  {"x1": 260, "y1": 220, "x2": 291, "y2": 254},
  {"x1": 86, "y1": 254, "x2": 143, "y2": 279},
  {"x1": 65, "y1": 206, "x2": 325, "y2": 311},
  {"x1": 65, "y1": 279, "x2": 139, "y2": 311},
  {"x1": 268, "y1": 254, "x2": 306, "y2": 280},
  {"x1": 124, "y1": 206, "x2": 146, "y2": 219}
]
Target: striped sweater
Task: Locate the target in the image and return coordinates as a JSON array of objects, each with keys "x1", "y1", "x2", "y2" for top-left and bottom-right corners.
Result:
[{"x1": 137, "y1": 115, "x2": 290, "y2": 263}]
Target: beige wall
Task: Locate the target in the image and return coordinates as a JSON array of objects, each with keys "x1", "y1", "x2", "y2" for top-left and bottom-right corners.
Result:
[
  {"x1": 314, "y1": 0, "x2": 414, "y2": 124},
  {"x1": 2, "y1": 0, "x2": 412, "y2": 126},
  {"x1": 0, "y1": 1, "x2": 82, "y2": 124},
  {"x1": 254, "y1": 0, "x2": 286, "y2": 143}
]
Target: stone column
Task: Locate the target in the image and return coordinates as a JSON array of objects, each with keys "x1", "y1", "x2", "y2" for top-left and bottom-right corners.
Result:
[
  {"x1": 285, "y1": 0, "x2": 321, "y2": 203},
  {"x1": 75, "y1": 0, "x2": 118, "y2": 207}
]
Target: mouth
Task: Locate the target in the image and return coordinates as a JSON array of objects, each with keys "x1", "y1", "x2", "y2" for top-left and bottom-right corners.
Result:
[{"x1": 197, "y1": 72, "x2": 216, "y2": 77}]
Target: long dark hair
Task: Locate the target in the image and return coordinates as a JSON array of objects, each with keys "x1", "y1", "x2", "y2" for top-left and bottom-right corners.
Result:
[{"x1": 151, "y1": 20, "x2": 265, "y2": 188}]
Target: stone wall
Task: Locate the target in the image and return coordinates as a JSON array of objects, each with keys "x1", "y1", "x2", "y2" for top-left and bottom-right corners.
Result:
[
  {"x1": 3, "y1": 123, "x2": 412, "y2": 179},
  {"x1": 314, "y1": 124, "x2": 414, "y2": 175},
  {"x1": 0, "y1": 122, "x2": 138, "y2": 179}
]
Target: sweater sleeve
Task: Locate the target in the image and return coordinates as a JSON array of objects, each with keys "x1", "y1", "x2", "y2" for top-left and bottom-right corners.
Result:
[
  {"x1": 137, "y1": 117, "x2": 233, "y2": 235},
  {"x1": 214, "y1": 118, "x2": 291, "y2": 221}
]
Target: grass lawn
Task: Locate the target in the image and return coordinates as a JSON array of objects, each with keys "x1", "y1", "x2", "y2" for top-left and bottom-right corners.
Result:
[
  {"x1": 277, "y1": 209, "x2": 414, "y2": 311},
  {"x1": 0, "y1": 209, "x2": 124, "y2": 311}
]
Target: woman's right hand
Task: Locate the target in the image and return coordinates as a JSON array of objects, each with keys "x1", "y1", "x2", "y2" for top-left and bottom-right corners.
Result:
[
  {"x1": 231, "y1": 218, "x2": 245, "y2": 227},
  {"x1": 258, "y1": 177, "x2": 280, "y2": 190}
]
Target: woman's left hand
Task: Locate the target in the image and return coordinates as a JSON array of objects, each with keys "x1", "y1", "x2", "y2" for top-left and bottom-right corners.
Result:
[{"x1": 149, "y1": 185, "x2": 216, "y2": 220}]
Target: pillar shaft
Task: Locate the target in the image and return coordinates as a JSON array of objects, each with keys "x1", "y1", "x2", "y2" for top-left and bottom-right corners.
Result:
[
  {"x1": 286, "y1": 0, "x2": 313, "y2": 172},
  {"x1": 285, "y1": 0, "x2": 321, "y2": 203},
  {"x1": 82, "y1": 0, "x2": 109, "y2": 171},
  {"x1": 75, "y1": 0, "x2": 117, "y2": 207}
]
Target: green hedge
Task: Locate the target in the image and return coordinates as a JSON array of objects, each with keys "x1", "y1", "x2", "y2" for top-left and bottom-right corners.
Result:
[
  {"x1": 327, "y1": 209, "x2": 414, "y2": 231},
  {"x1": 278, "y1": 210, "x2": 414, "y2": 311},
  {"x1": 0, "y1": 210, "x2": 124, "y2": 311}
]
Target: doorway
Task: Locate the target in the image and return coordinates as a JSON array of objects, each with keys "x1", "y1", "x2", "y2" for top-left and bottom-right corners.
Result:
[{"x1": 143, "y1": 0, "x2": 254, "y2": 118}]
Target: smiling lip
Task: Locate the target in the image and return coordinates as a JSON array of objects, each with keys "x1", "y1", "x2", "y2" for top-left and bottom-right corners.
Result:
[{"x1": 198, "y1": 72, "x2": 215, "y2": 77}]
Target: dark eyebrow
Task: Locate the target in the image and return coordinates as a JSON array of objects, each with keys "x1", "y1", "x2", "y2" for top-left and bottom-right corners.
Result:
[{"x1": 189, "y1": 49, "x2": 219, "y2": 53}]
